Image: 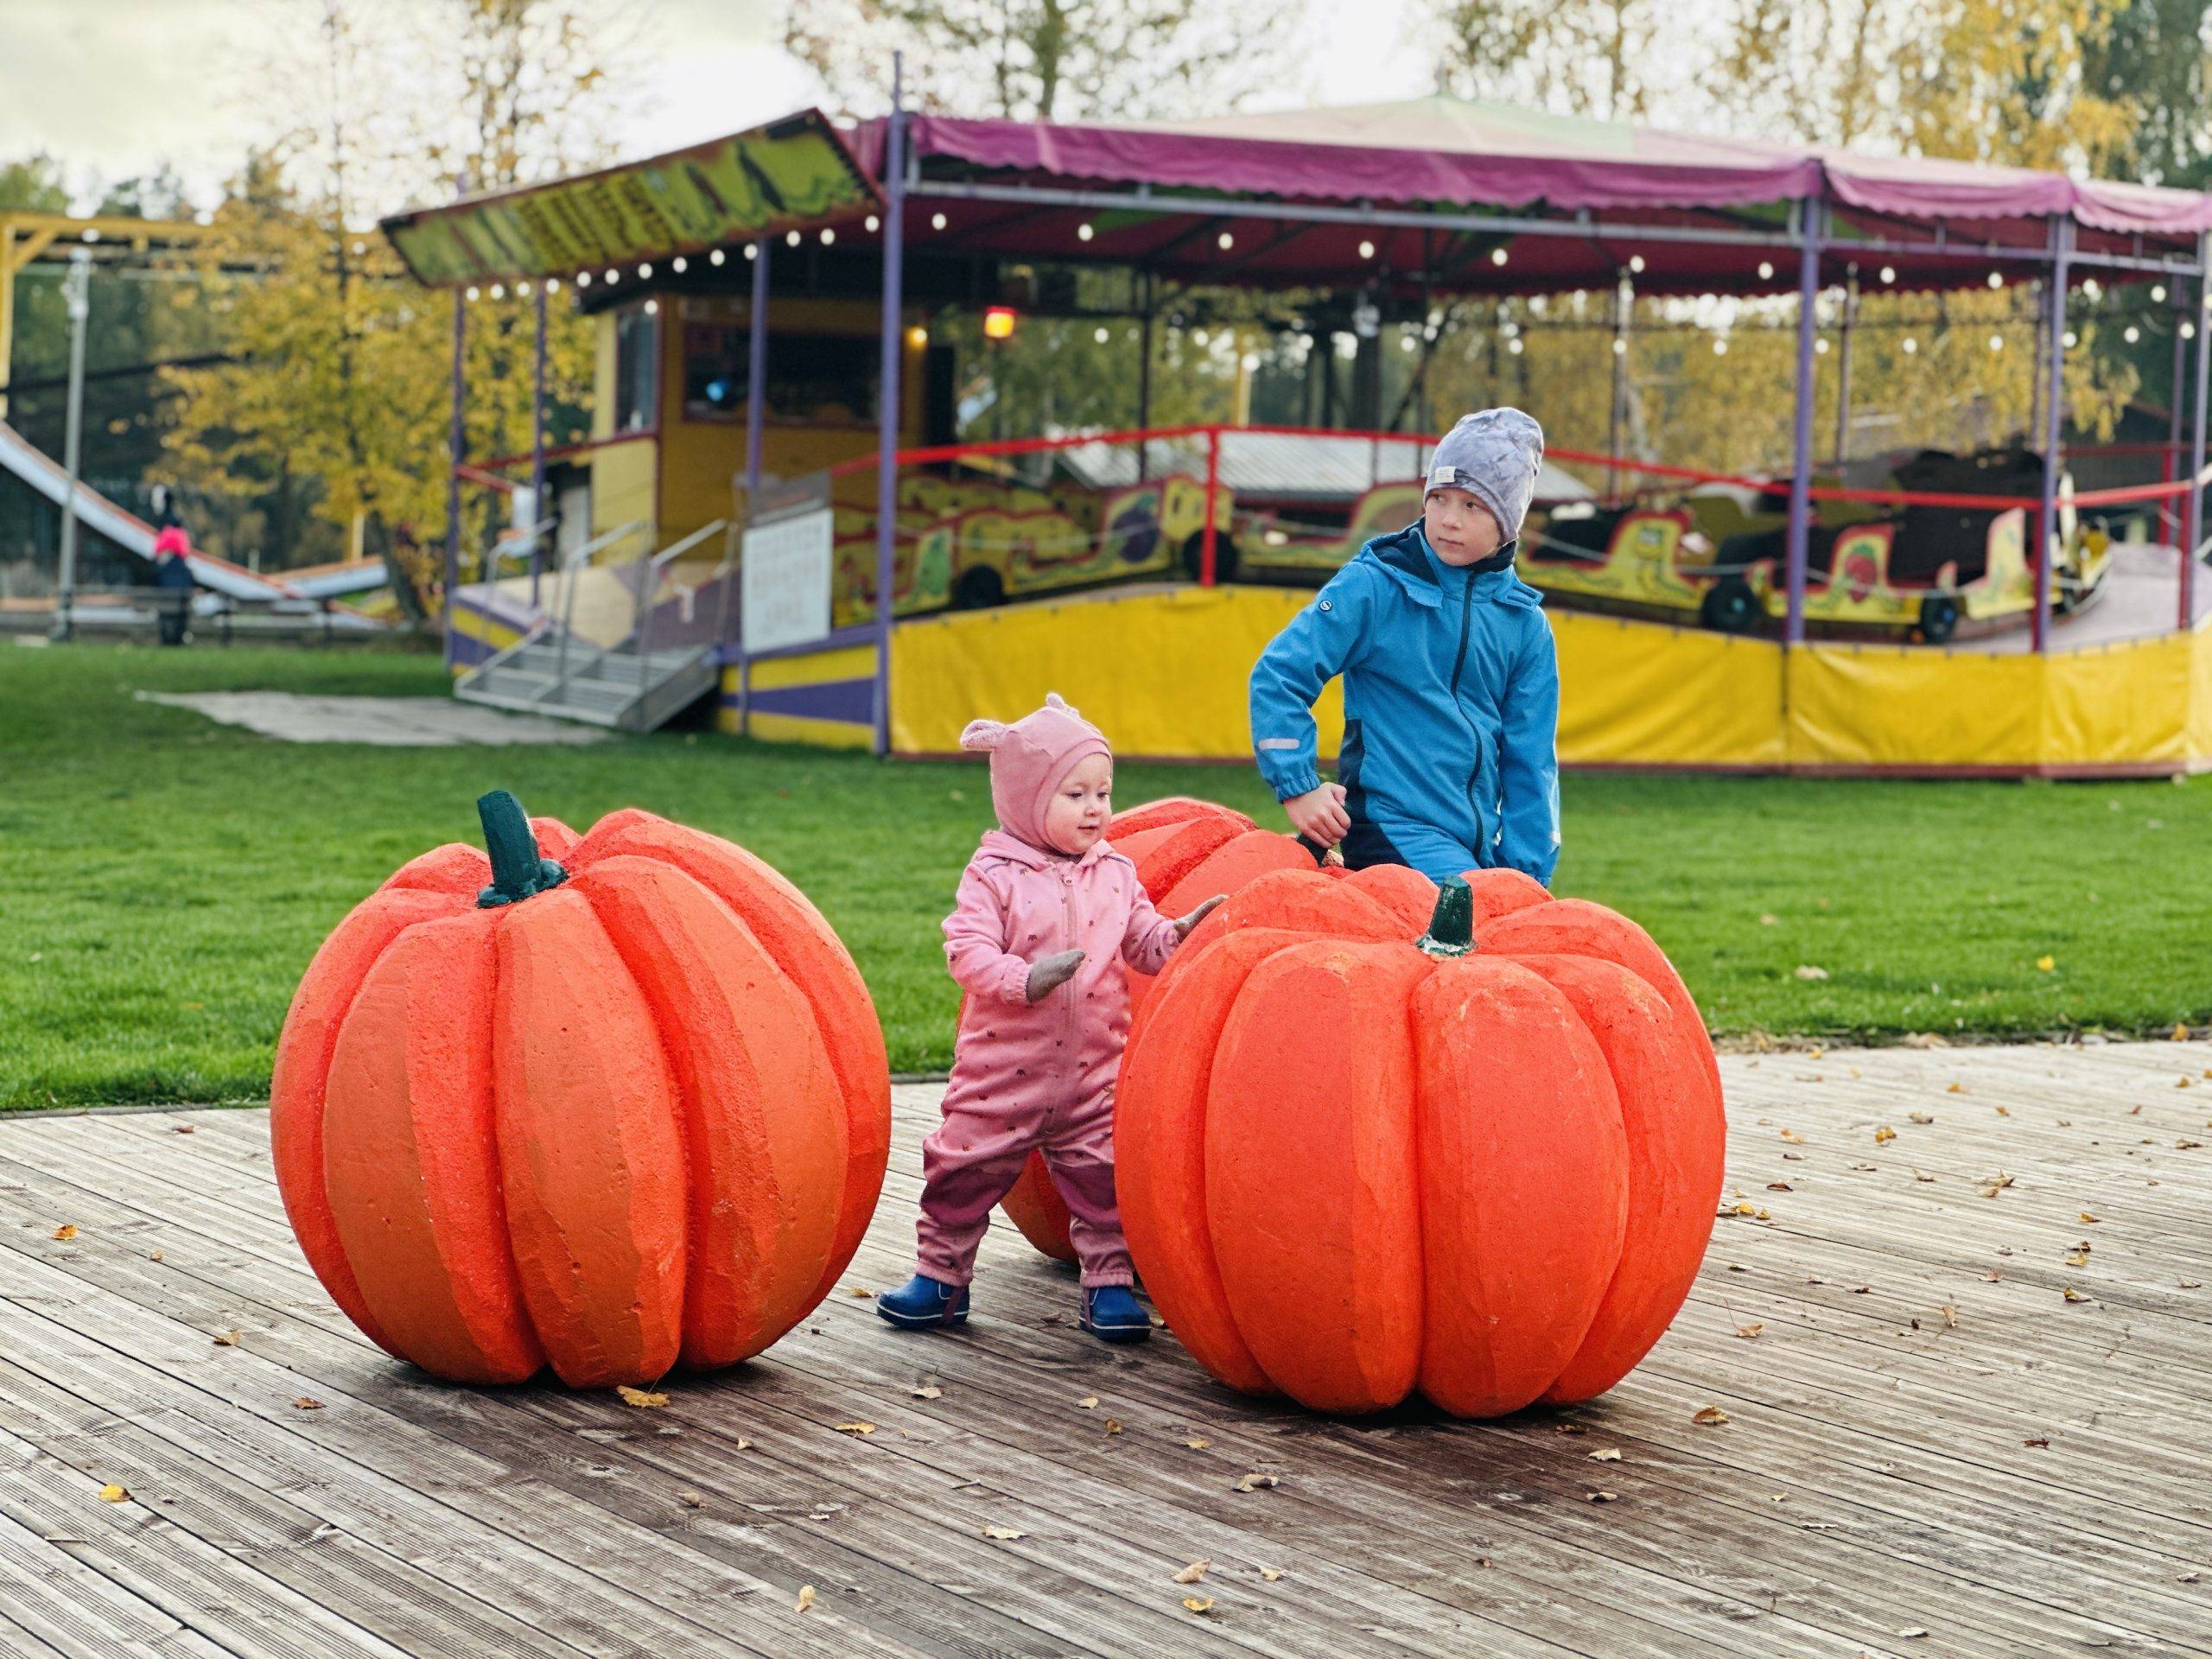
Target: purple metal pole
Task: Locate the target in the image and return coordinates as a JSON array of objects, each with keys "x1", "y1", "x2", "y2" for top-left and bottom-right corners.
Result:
[
  {"x1": 529, "y1": 283, "x2": 548, "y2": 611},
  {"x1": 2184, "y1": 231, "x2": 2211, "y2": 631},
  {"x1": 1783, "y1": 197, "x2": 1823, "y2": 648},
  {"x1": 745, "y1": 237, "x2": 769, "y2": 502},
  {"x1": 1834, "y1": 267, "x2": 1857, "y2": 465},
  {"x1": 2166, "y1": 292, "x2": 2186, "y2": 548},
  {"x1": 872, "y1": 54, "x2": 906, "y2": 757},
  {"x1": 443, "y1": 284, "x2": 466, "y2": 671},
  {"x1": 2034, "y1": 217, "x2": 2071, "y2": 656}
]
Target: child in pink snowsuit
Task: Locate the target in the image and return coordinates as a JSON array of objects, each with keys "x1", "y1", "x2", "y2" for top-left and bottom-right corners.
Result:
[{"x1": 877, "y1": 694, "x2": 1222, "y2": 1344}]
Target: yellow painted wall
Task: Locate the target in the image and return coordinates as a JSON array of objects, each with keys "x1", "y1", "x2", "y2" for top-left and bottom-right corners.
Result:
[
  {"x1": 715, "y1": 645, "x2": 878, "y2": 750},
  {"x1": 892, "y1": 585, "x2": 1343, "y2": 760},
  {"x1": 602, "y1": 292, "x2": 934, "y2": 547},
  {"x1": 880, "y1": 583, "x2": 2212, "y2": 776},
  {"x1": 588, "y1": 435, "x2": 657, "y2": 543}
]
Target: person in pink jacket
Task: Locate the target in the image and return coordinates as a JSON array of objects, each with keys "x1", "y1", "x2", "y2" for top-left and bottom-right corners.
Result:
[{"x1": 878, "y1": 694, "x2": 1223, "y2": 1343}]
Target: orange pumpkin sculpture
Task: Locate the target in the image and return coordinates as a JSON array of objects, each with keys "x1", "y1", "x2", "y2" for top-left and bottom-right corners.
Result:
[
  {"x1": 995, "y1": 796, "x2": 1319, "y2": 1262},
  {"x1": 270, "y1": 791, "x2": 891, "y2": 1389},
  {"x1": 1118, "y1": 866, "x2": 1726, "y2": 1417}
]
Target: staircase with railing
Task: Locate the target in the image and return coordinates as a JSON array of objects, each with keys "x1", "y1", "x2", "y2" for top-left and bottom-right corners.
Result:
[{"x1": 454, "y1": 518, "x2": 734, "y2": 731}]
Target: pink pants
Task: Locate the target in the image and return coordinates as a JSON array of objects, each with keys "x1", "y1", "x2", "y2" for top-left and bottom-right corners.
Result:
[{"x1": 916, "y1": 1085, "x2": 1132, "y2": 1289}]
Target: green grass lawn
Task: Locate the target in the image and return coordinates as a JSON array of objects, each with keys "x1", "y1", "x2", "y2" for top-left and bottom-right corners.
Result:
[{"x1": 3, "y1": 640, "x2": 2208, "y2": 1109}]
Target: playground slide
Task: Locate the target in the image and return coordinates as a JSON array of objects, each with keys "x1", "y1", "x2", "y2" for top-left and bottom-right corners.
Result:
[{"x1": 0, "y1": 418, "x2": 384, "y2": 606}]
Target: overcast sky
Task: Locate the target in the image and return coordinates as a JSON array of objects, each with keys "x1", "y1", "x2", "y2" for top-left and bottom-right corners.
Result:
[{"x1": 0, "y1": 0, "x2": 1426, "y2": 213}]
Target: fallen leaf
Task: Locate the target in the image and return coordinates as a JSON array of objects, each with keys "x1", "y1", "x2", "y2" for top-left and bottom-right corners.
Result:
[
  {"x1": 845, "y1": 1287, "x2": 873, "y2": 1298},
  {"x1": 292, "y1": 1397, "x2": 325, "y2": 1411},
  {"x1": 1940, "y1": 1305, "x2": 1959, "y2": 1329},
  {"x1": 617, "y1": 1387, "x2": 670, "y2": 1409},
  {"x1": 911, "y1": 1385, "x2": 943, "y2": 1400},
  {"x1": 2037, "y1": 955, "x2": 2056, "y2": 972},
  {"x1": 1778, "y1": 1128, "x2": 1804, "y2": 1143},
  {"x1": 1808, "y1": 1046, "x2": 1826, "y2": 1059},
  {"x1": 1235, "y1": 1473, "x2": 1279, "y2": 1492},
  {"x1": 1077, "y1": 1396, "x2": 1099, "y2": 1409},
  {"x1": 1726, "y1": 1201, "x2": 1757, "y2": 1216},
  {"x1": 1182, "y1": 1597, "x2": 1214, "y2": 1615},
  {"x1": 1980, "y1": 1172, "x2": 2014, "y2": 1198},
  {"x1": 794, "y1": 1585, "x2": 816, "y2": 1613},
  {"x1": 149, "y1": 1249, "x2": 163, "y2": 1263},
  {"x1": 51, "y1": 1224, "x2": 76, "y2": 1241},
  {"x1": 2182, "y1": 1077, "x2": 2197, "y2": 1090},
  {"x1": 1693, "y1": 1407, "x2": 1730, "y2": 1427},
  {"x1": 1587, "y1": 1491, "x2": 1620, "y2": 1503},
  {"x1": 2064, "y1": 1249, "x2": 2089, "y2": 1268},
  {"x1": 97, "y1": 1484, "x2": 128, "y2": 1503},
  {"x1": 2081, "y1": 1211, "x2": 2100, "y2": 1224},
  {"x1": 1946, "y1": 1082, "x2": 1965, "y2": 1095},
  {"x1": 1874, "y1": 1125, "x2": 1897, "y2": 1145},
  {"x1": 1173, "y1": 1560, "x2": 1210, "y2": 1584},
  {"x1": 1588, "y1": 1448, "x2": 1623, "y2": 1461},
  {"x1": 2024, "y1": 1437, "x2": 2050, "y2": 1448},
  {"x1": 1103, "y1": 1419, "x2": 1123, "y2": 1435},
  {"x1": 212, "y1": 1329, "x2": 240, "y2": 1346},
  {"x1": 1766, "y1": 1181, "x2": 1793, "y2": 1192},
  {"x1": 174, "y1": 1123, "x2": 196, "y2": 1135},
  {"x1": 1910, "y1": 1111, "x2": 1934, "y2": 1124},
  {"x1": 1184, "y1": 1437, "x2": 1211, "y2": 1450},
  {"x1": 1912, "y1": 1170, "x2": 1936, "y2": 1184},
  {"x1": 678, "y1": 1491, "x2": 705, "y2": 1509},
  {"x1": 980, "y1": 1524, "x2": 1026, "y2": 1541},
  {"x1": 2174, "y1": 1022, "x2": 2193, "y2": 1040},
  {"x1": 1754, "y1": 1208, "x2": 1770, "y2": 1220},
  {"x1": 1734, "y1": 1321, "x2": 1765, "y2": 1339},
  {"x1": 833, "y1": 1421, "x2": 876, "y2": 1436},
  {"x1": 1759, "y1": 912, "x2": 1777, "y2": 925},
  {"x1": 1899, "y1": 1629, "x2": 1929, "y2": 1639},
  {"x1": 1984, "y1": 1270, "x2": 2003, "y2": 1282},
  {"x1": 1260, "y1": 1567, "x2": 1285, "y2": 1581},
  {"x1": 2063, "y1": 1288, "x2": 2088, "y2": 1304},
  {"x1": 1794, "y1": 964, "x2": 1828, "y2": 982},
  {"x1": 733, "y1": 1439, "x2": 752, "y2": 1451}
]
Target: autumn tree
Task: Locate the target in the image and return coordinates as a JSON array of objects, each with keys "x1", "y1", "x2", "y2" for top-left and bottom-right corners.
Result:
[
  {"x1": 785, "y1": 0, "x2": 1290, "y2": 122},
  {"x1": 159, "y1": 0, "x2": 618, "y2": 619}
]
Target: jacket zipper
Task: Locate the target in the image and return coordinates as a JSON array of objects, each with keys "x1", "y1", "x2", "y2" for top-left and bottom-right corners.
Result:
[
  {"x1": 1446, "y1": 567, "x2": 1484, "y2": 848},
  {"x1": 1061, "y1": 870, "x2": 1079, "y2": 1078}
]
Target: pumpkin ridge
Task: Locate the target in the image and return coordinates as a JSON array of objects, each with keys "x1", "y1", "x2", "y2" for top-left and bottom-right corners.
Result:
[
  {"x1": 270, "y1": 886, "x2": 466, "y2": 1360},
  {"x1": 575, "y1": 855, "x2": 848, "y2": 1368},
  {"x1": 324, "y1": 910, "x2": 545, "y2": 1383},
  {"x1": 489, "y1": 887, "x2": 690, "y2": 1388},
  {"x1": 568, "y1": 808, "x2": 889, "y2": 1312}
]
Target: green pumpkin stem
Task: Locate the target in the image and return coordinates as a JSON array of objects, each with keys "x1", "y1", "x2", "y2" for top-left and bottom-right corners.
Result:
[
  {"x1": 475, "y1": 789, "x2": 568, "y2": 908},
  {"x1": 1418, "y1": 876, "x2": 1477, "y2": 958}
]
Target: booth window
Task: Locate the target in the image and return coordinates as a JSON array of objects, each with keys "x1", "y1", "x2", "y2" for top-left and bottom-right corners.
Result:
[
  {"x1": 681, "y1": 325, "x2": 880, "y2": 426},
  {"x1": 613, "y1": 303, "x2": 658, "y2": 433}
]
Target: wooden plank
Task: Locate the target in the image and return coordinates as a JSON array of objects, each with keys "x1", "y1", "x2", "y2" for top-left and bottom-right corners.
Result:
[{"x1": 0, "y1": 1137, "x2": 1560, "y2": 1659}]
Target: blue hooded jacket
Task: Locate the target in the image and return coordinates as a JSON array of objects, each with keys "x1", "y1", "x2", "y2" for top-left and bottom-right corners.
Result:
[{"x1": 1249, "y1": 522, "x2": 1561, "y2": 885}]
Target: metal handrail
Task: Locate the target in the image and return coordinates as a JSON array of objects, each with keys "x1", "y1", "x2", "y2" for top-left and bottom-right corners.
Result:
[
  {"x1": 459, "y1": 518, "x2": 647, "y2": 693},
  {"x1": 632, "y1": 518, "x2": 731, "y2": 726},
  {"x1": 551, "y1": 519, "x2": 650, "y2": 703}
]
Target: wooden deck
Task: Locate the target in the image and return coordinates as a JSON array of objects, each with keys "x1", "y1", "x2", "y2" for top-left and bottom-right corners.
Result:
[{"x1": 1, "y1": 1039, "x2": 2209, "y2": 1658}]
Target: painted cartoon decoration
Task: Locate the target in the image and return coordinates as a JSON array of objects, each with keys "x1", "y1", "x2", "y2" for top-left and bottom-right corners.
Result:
[
  {"x1": 270, "y1": 791, "x2": 890, "y2": 1389},
  {"x1": 1116, "y1": 868, "x2": 1726, "y2": 1417},
  {"x1": 993, "y1": 796, "x2": 1319, "y2": 1262}
]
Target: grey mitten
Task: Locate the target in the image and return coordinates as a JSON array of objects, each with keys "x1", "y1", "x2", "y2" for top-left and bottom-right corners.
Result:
[
  {"x1": 1175, "y1": 895, "x2": 1228, "y2": 938},
  {"x1": 1026, "y1": 949, "x2": 1085, "y2": 1001}
]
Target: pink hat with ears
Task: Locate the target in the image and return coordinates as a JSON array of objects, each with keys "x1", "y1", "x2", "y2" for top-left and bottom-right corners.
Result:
[{"x1": 961, "y1": 693, "x2": 1111, "y2": 850}]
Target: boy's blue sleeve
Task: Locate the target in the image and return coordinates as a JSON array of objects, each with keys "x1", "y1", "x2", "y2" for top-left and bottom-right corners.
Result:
[
  {"x1": 1249, "y1": 565, "x2": 1377, "y2": 801},
  {"x1": 1497, "y1": 613, "x2": 1561, "y2": 884}
]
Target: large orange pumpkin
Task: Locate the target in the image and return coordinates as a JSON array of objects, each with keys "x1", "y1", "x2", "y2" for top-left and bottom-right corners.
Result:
[
  {"x1": 995, "y1": 796, "x2": 1319, "y2": 1262},
  {"x1": 270, "y1": 791, "x2": 891, "y2": 1389},
  {"x1": 1118, "y1": 868, "x2": 1726, "y2": 1416}
]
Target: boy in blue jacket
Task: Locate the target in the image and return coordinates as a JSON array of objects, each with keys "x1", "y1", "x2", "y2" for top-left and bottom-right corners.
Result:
[{"x1": 1249, "y1": 408, "x2": 1560, "y2": 886}]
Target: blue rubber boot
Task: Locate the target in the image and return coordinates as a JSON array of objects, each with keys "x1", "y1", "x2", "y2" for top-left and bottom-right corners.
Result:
[
  {"x1": 1080, "y1": 1285, "x2": 1152, "y2": 1344},
  {"x1": 876, "y1": 1274, "x2": 969, "y2": 1330}
]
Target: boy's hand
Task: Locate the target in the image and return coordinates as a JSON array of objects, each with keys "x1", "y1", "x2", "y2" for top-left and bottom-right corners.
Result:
[
  {"x1": 1173, "y1": 895, "x2": 1227, "y2": 938},
  {"x1": 1025, "y1": 949, "x2": 1085, "y2": 1002},
  {"x1": 1283, "y1": 783, "x2": 1351, "y2": 848}
]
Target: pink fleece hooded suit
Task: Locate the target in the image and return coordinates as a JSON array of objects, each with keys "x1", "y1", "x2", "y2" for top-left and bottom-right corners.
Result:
[{"x1": 919, "y1": 694, "x2": 1184, "y2": 1289}]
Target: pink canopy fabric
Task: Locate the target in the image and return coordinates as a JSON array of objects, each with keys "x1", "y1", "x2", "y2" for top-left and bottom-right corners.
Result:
[{"x1": 855, "y1": 95, "x2": 2212, "y2": 236}]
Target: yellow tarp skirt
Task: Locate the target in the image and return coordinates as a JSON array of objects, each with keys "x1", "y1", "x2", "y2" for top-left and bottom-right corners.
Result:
[{"x1": 729, "y1": 584, "x2": 2212, "y2": 776}]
